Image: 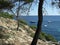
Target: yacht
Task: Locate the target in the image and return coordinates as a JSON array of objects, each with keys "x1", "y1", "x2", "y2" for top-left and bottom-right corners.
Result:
[
  {"x1": 48, "y1": 21, "x2": 52, "y2": 23},
  {"x1": 44, "y1": 25, "x2": 47, "y2": 27},
  {"x1": 30, "y1": 21, "x2": 36, "y2": 23}
]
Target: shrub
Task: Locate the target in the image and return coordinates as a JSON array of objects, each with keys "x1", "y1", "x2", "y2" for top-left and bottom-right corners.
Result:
[
  {"x1": 39, "y1": 32, "x2": 46, "y2": 41},
  {"x1": 19, "y1": 19, "x2": 27, "y2": 25},
  {"x1": 30, "y1": 32, "x2": 57, "y2": 42},
  {"x1": 29, "y1": 25, "x2": 57, "y2": 42},
  {"x1": 30, "y1": 33, "x2": 34, "y2": 37},
  {"x1": 45, "y1": 34, "x2": 57, "y2": 42},
  {"x1": 0, "y1": 12, "x2": 13, "y2": 19},
  {"x1": 30, "y1": 25, "x2": 37, "y2": 30},
  {"x1": 0, "y1": 34, "x2": 10, "y2": 39},
  {"x1": 39, "y1": 32, "x2": 57, "y2": 42}
]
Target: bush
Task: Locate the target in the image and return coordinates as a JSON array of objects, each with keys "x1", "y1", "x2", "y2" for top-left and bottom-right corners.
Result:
[
  {"x1": 39, "y1": 32, "x2": 57, "y2": 42},
  {"x1": 39, "y1": 32, "x2": 46, "y2": 41},
  {"x1": 30, "y1": 26, "x2": 37, "y2": 30},
  {"x1": 30, "y1": 31, "x2": 57, "y2": 42},
  {"x1": 19, "y1": 19, "x2": 27, "y2": 25},
  {"x1": 30, "y1": 33, "x2": 34, "y2": 37},
  {"x1": 29, "y1": 25, "x2": 57, "y2": 42},
  {"x1": 45, "y1": 34, "x2": 57, "y2": 42},
  {"x1": 0, "y1": 12, "x2": 13, "y2": 19},
  {"x1": 0, "y1": 34, "x2": 10, "y2": 39}
]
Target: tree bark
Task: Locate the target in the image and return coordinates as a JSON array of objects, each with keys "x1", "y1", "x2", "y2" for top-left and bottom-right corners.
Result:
[
  {"x1": 16, "y1": 1, "x2": 20, "y2": 31},
  {"x1": 31, "y1": 0, "x2": 44, "y2": 45},
  {"x1": 16, "y1": 11, "x2": 20, "y2": 31}
]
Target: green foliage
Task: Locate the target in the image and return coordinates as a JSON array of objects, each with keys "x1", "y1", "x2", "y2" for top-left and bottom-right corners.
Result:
[
  {"x1": 0, "y1": 12, "x2": 13, "y2": 19},
  {"x1": 39, "y1": 32, "x2": 46, "y2": 41},
  {"x1": 29, "y1": 25, "x2": 57, "y2": 42},
  {"x1": 24, "y1": 0, "x2": 34, "y2": 3},
  {"x1": 39, "y1": 32, "x2": 57, "y2": 42},
  {"x1": 30, "y1": 26, "x2": 37, "y2": 30},
  {"x1": 30, "y1": 31, "x2": 57, "y2": 42},
  {"x1": 0, "y1": 0, "x2": 14, "y2": 9},
  {"x1": 0, "y1": 34, "x2": 10, "y2": 39},
  {"x1": 19, "y1": 19, "x2": 27, "y2": 25},
  {"x1": 45, "y1": 34, "x2": 57, "y2": 42},
  {"x1": 0, "y1": 26, "x2": 10, "y2": 39},
  {"x1": 30, "y1": 33, "x2": 34, "y2": 37}
]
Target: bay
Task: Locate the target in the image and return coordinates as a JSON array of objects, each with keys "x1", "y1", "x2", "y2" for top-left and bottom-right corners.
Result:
[{"x1": 20, "y1": 16, "x2": 60, "y2": 41}]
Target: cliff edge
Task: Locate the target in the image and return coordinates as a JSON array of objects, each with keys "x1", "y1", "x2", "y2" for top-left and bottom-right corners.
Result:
[{"x1": 0, "y1": 17, "x2": 58, "y2": 45}]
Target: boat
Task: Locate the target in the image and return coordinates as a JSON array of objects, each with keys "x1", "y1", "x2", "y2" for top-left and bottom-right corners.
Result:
[
  {"x1": 44, "y1": 25, "x2": 47, "y2": 27},
  {"x1": 48, "y1": 21, "x2": 52, "y2": 23},
  {"x1": 30, "y1": 21, "x2": 36, "y2": 23}
]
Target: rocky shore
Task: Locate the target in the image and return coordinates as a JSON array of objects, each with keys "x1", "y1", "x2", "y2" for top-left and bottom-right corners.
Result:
[{"x1": 0, "y1": 17, "x2": 59, "y2": 45}]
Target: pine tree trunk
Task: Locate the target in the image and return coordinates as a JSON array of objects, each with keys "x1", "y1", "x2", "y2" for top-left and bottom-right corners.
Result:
[
  {"x1": 31, "y1": 0, "x2": 44, "y2": 45},
  {"x1": 16, "y1": 17, "x2": 19, "y2": 31},
  {"x1": 16, "y1": 11, "x2": 20, "y2": 31},
  {"x1": 16, "y1": 1, "x2": 20, "y2": 31}
]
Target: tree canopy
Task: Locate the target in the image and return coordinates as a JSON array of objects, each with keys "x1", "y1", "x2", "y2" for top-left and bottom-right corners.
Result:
[{"x1": 0, "y1": 0, "x2": 14, "y2": 9}]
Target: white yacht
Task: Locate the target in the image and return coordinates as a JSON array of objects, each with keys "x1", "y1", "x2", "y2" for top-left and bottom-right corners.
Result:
[
  {"x1": 48, "y1": 21, "x2": 52, "y2": 23},
  {"x1": 44, "y1": 25, "x2": 47, "y2": 27}
]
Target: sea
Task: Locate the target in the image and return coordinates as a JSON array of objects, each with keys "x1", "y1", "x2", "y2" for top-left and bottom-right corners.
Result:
[{"x1": 19, "y1": 16, "x2": 60, "y2": 41}]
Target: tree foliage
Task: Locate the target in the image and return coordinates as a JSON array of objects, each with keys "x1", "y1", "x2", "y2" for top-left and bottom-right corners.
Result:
[
  {"x1": 0, "y1": 0, "x2": 14, "y2": 9},
  {"x1": 51, "y1": 0, "x2": 60, "y2": 8},
  {"x1": 0, "y1": 12, "x2": 13, "y2": 19}
]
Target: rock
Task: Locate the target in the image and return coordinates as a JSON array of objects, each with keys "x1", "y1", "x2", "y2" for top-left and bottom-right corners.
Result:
[{"x1": 0, "y1": 17, "x2": 57, "y2": 45}]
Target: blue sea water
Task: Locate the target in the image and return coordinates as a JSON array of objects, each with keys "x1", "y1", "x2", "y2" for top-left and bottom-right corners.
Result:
[{"x1": 20, "y1": 16, "x2": 60, "y2": 41}]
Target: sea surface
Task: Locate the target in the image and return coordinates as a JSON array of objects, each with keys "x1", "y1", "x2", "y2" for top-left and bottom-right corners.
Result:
[{"x1": 19, "y1": 16, "x2": 60, "y2": 41}]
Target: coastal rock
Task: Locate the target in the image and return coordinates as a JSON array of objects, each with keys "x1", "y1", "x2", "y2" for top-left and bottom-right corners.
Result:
[{"x1": 0, "y1": 17, "x2": 58, "y2": 45}]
